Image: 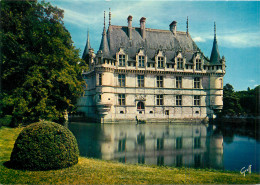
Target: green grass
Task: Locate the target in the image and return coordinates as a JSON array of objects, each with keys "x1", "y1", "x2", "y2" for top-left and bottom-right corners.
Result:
[{"x1": 1, "y1": 126, "x2": 259, "y2": 184}]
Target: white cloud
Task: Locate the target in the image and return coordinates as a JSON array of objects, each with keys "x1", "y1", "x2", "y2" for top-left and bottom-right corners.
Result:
[
  {"x1": 192, "y1": 31, "x2": 260, "y2": 48},
  {"x1": 249, "y1": 80, "x2": 256, "y2": 83},
  {"x1": 193, "y1": 37, "x2": 206, "y2": 42},
  {"x1": 61, "y1": 7, "x2": 101, "y2": 28},
  {"x1": 220, "y1": 32, "x2": 260, "y2": 48}
]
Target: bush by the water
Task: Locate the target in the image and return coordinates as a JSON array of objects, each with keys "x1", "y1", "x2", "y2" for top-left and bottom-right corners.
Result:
[{"x1": 10, "y1": 121, "x2": 79, "y2": 170}]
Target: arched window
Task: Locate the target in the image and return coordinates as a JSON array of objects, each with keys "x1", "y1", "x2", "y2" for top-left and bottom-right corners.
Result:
[{"x1": 137, "y1": 101, "x2": 145, "y2": 110}]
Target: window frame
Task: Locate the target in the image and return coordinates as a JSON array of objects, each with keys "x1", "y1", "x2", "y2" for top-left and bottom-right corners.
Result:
[
  {"x1": 118, "y1": 94, "x2": 126, "y2": 106},
  {"x1": 156, "y1": 95, "x2": 164, "y2": 105},
  {"x1": 194, "y1": 77, "x2": 201, "y2": 89},
  {"x1": 119, "y1": 54, "x2": 126, "y2": 67},
  {"x1": 98, "y1": 74, "x2": 102, "y2": 86},
  {"x1": 194, "y1": 95, "x2": 201, "y2": 106},
  {"x1": 195, "y1": 59, "x2": 202, "y2": 70},
  {"x1": 138, "y1": 75, "x2": 145, "y2": 87},
  {"x1": 157, "y1": 76, "x2": 163, "y2": 88},
  {"x1": 176, "y1": 95, "x2": 182, "y2": 106},
  {"x1": 157, "y1": 57, "x2": 164, "y2": 68},
  {"x1": 138, "y1": 55, "x2": 145, "y2": 67},
  {"x1": 118, "y1": 74, "x2": 126, "y2": 87},
  {"x1": 177, "y1": 58, "x2": 184, "y2": 69},
  {"x1": 176, "y1": 76, "x2": 182, "y2": 88}
]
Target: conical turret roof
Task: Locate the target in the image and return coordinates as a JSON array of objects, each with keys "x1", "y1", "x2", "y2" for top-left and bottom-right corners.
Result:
[
  {"x1": 210, "y1": 22, "x2": 221, "y2": 63},
  {"x1": 99, "y1": 11, "x2": 111, "y2": 58},
  {"x1": 82, "y1": 30, "x2": 91, "y2": 60}
]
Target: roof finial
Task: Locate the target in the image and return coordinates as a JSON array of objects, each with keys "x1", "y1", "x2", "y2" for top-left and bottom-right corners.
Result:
[
  {"x1": 186, "y1": 16, "x2": 189, "y2": 35},
  {"x1": 214, "y1": 21, "x2": 216, "y2": 39},
  {"x1": 103, "y1": 11, "x2": 106, "y2": 34},
  {"x1": 109, "y1": 8, "x2": 111, "y2": 26}
]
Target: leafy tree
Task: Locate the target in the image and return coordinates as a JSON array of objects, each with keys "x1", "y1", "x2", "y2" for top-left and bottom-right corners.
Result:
[
  {"x1": 222, "y1": 83, "x2": 243, "y2": 116},
  {"x1": 0, "y1": 0, "x2": 86, "y2": 126},
  {"x1": 236, "y1": 85, "x2": 260, "y2": 116}
]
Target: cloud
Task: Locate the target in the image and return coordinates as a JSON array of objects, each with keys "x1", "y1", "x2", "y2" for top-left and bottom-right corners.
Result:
[
  {"x1": 61, "y1": 7, "x2": 101, "y2": 28},
  {"x1": 220, "y1": 32, "x2": 260, "y2": 48},
  {"x1": 249, "y1": 80, "x2": 256, "y2": 83},
  {"x1": 192, "y1": 31, "x2": 260, "y2": 48},
  {"x1": 193, "y1": 37, "x2": 206, "y2": 42}
]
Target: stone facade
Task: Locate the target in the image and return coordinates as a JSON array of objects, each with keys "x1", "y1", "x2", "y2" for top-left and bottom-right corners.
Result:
[{"x1": 77, "y1": 12, "x2": 226, "y2": 123}]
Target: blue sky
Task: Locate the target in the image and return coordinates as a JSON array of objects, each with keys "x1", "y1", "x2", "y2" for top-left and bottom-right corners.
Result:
[{"x1": 47, "y1": 0, "x2": 260, "y2": 91}]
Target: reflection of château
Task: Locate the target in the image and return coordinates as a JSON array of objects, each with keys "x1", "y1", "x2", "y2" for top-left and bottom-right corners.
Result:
[
  {"x1": 78, "y1": 10, "x2": 226, "y2": 123},
  {"x1": 100, "y1": 124, "x2": 223, "y2": 169},
  {"x1": 70, "y1": 123, "x2": 223, "y2": 169}
]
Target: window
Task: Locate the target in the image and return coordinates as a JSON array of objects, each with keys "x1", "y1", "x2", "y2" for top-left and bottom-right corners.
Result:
[
  {"x1": 138, "y1": 155, "x2": 145, "y2": 164},
  {"x1": 194, "y1": 137, "x2": 201, "y2": 149},
  {"x1": 137, "y1": 133, "x2": 145, "y2": 145},
  {"x1": 149, "y1": 111, "x2": 153, "y2": 114},
  {"x1": 176, "y1": 137, "x2": 182, "y2": 149},
  {"x1": 118, "y1": 94, "x2": 125, "y2": 105},
  {"x1": 118, "y1": 138, "x2": 126, "y2": 152},
  {"x1": 119, "y1": 54, "x2": 126, "y2": 66},
  {"x1": 137, "y1": 101, "x2": 144, "y2": 110},
  {"x1": 194, "y1": 95, "x2": 200, "y2": 106},
  {"x1": 157, "y1": 138, "x2": 164, "y2": 150},
  {"x1": 98, "y1": 74, "x2": 102, "y2": 85},
  {"x1": 194, "y1": 77, "x2": 201, "y2": 89},
  {"x1": 165, "y1": 110, "x2": 169, "y2": 115},
  {"x1": 158, "y1": 57, "x2": 164, "y2": 68},
  {"x1": 138, "y1": 56, "x2": 145, "y2": 67},
  {"x1": 177, "y1": 58, "x2": 183, "y2": 69},
  {"x1": 118, "y1": 74, "x2": 125, "y2": 87},
  {"x1": 176, "y1": 95, "x2": 182, "y2": 106},
  {"x1": 176, "y1": 76, "x2": 182, "y2": 88},
  {"x1": 196, "y1": 59, "x2": 202, "y2": 70},
  {"x1": 194, "y1": 154, "x2": 201, "y2": 168},
  {"x1": 138, "y1": 75, "x2": 144, "y2": 87},
  {"x1": 157, "y1": 156, "x2": 164, "y2": 166},
  {"x1": 157, "y1": 95, "x2": 163, "y2": 105},
  {"x1": 176, "y1": 155, "x2": 183, "y2": 167},
  {"x1": 157, "y1": 76, "x2": 163, "y2": 88}
]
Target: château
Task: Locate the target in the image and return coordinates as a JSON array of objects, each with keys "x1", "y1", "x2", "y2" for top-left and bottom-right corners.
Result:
[{"x1": 77, "y1": 10, "x2": 226, "y2": 123}]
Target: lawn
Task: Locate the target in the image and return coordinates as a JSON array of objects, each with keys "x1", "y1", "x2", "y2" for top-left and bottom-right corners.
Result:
[{"x1": 0, "y1": 126, "x2": 259, "y2": 184}]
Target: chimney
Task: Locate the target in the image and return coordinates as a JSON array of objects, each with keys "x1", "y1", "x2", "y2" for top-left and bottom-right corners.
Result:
[
  {"x1": 140, "y1": 17, "x2": 146, "y2": 39},
  {"x1": 169, "y1": 21, "x2": 177, "y2": 35},
  {"x1": 127, "y1": 15, "x2": 133, "y2": 40}
]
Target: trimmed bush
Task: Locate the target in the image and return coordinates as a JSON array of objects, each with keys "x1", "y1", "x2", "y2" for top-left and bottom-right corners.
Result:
[{"x1": 10, "y1": 121, "x2": 79, "y2": 170}]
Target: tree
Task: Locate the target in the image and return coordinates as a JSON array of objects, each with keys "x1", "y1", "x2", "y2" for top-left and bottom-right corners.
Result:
[
  {"x1": 237, "y1": 85, "x2": 260, "y2": 116},
  {"x1": 0, "y1": 0, "x2": 86, "y2": 126},
  {"x1": 222, "y1": 84, "x2": 243, "y2": 116}
]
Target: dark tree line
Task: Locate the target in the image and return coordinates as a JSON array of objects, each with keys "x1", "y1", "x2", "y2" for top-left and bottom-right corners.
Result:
[
  {"x1": 221, "y1": 83, "x2": 260, "y2": 117},
  {"x1": 0, "y1": 0, "x2": 87, "y2": 127}
]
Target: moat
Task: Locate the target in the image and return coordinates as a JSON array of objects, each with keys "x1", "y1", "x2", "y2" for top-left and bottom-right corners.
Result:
[{"x1": 68, "y1": 122, "x2": 259, "y2": 173}]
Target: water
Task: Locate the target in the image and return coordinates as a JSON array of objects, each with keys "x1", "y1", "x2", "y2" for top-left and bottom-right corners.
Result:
[{"x1": 68, "y1": 122, "x2": 259, "y2": 172}]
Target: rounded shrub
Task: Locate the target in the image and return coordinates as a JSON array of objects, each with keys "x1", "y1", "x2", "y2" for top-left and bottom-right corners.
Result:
[{"x1": 10, "y1": 121, "x2": 79, "y2": 170}]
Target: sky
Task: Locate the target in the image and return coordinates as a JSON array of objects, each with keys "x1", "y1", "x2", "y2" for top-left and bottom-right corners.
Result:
[{"x1": 47, "y1": 0, "x2": 260, "y2": 91}]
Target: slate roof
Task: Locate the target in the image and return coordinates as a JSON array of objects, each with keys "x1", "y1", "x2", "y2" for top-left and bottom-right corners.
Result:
[
  {"x1": 103, "y1": 25, "x2": 200, "y2": 63},
  {"x1": 209, "y1": 35, "x2": 221, "y2": 63},
  {"x1": 82, "y1": 31, "x2": 91, "y2": 60},
  {"x1": 96, "y1": 23, "x2": 222, "y2": 65}
]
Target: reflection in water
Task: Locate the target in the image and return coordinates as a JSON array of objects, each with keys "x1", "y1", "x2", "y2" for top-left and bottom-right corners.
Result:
[{"x1": 69, "y1": 123, "x2": 224, "y2": 170}]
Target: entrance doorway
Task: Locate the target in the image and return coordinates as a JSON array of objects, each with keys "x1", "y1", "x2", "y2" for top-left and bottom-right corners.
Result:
[{"x1": 137, "y1": 101, "x2": 145, "y2": 110}]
